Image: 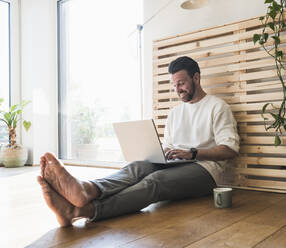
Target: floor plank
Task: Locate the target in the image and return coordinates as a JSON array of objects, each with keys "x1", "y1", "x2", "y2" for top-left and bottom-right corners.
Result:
[{"x1": 254, "y1": 225, "x2": 286, "y2": 248}]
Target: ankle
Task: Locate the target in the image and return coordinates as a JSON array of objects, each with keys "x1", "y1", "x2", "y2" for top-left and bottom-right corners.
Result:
[
  {"x1": 74, "y1": 202, "x2": 95, "y2": 219},
  {"x1": 83, "y1": 181, "x2": 101, "y2": 200}
]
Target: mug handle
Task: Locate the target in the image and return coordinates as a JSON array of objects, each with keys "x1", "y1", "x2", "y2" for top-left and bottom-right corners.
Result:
[{"x1": 216, "y1": 193, "x2": 222, "y2": 206}]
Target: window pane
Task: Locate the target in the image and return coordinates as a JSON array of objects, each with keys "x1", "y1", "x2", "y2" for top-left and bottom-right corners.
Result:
[
  {"x1": 58, "y1": 0, "x2": 142, "y2": 163},
  {"x1": 0, "y1": 1, "x2": 10, "y2": 143}
]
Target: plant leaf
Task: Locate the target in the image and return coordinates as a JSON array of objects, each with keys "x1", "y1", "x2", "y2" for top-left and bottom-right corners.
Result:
[
  {"x1": 272, "y1": 1, "x2": 281, "y2": 11},
  {"x1": 4, "y1": 112, "x2": 11, "y2": 123},
  {"x1": 253, "y1": 34, "x2": 261, "y2": 44},
  {"x1": 259, "y1": 16, "x2": 265, "y2": 21},
  {"x1": 23, "y1": 120, "x2": 31, "y2": 131},
  {"x1": 263, "y1": 33, "x2": 269, "y2": 42},
  {"x1": 9, "y1": 104, "x2": 17, "y2": 112},
  {"x1": 275, "y1": 134, "x2": 281, "y2": 146},
  {"x1": 262, "y1": 103, "x2": 270, "y2": 114},
  {"x1": 272, "y1": 36, "x2": 280, "y2": 45},
  {"x1": 20, "y1": 100, "x2": 31, "y2": 108},
  {"x1": 276, "y1": 50, "x2": 283, "y2": 57},
  {"x1": 268, "y1": 22, "x2": 275, "y2": 30},
  {"x1": 269, "y1": 10, "x2": 277, "y2": 20},
  {"x1": 265, "y1": 0, "x2": 273, "y2": 3},
  {"x1": 270, "y1": 112, "x2": 279, "y2": 120}
]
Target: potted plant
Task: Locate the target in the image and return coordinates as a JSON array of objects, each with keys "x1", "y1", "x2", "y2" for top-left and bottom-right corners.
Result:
[
  {"x1": 253, "y1": 0, "x2": 286, "y2": 146},
  {"x1": 71, "y1": 105, "x2": 99, "y2": 160},
  {"x1": 0, "y1": 98, "x2": 31, "y2": 167}
]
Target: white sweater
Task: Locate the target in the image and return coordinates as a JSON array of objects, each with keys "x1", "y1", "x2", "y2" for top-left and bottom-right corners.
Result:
[{"x1": 163, "y1": 95, "x2": 240, "y2": 185}]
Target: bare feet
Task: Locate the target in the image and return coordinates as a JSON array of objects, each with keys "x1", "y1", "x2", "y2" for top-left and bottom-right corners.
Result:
[
  {"x1": 37, "y1": 176, "x2": 76, "y2": 227},
  {"x1": 41, "y1": 152, "x2": 99, "y2": 207}
]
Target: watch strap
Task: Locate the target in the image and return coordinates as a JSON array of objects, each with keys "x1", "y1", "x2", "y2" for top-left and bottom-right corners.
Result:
[{"x1": 190, "y1": 148, "x2": 198, "y2": 160}]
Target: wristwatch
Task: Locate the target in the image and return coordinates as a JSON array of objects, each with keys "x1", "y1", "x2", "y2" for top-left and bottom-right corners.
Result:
[{"x1": 190, "y1": 148, "x2": 198, "y2": 160}]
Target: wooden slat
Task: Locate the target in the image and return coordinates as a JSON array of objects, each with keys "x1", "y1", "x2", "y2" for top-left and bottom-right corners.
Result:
[
  {"x1": 231, "y1": 101, "x2": 281, "y2": 112},
  {"x1": 238, "y1": 125, "x2": 271, "y2": 133},
  {"x1": 237, "y1": 168, "x2": 286, "y2": 178},
  {"x1": 246, "y1": 179, "x2": 286, "y2": 190},
  {"x1": 154, "y1": 101, "x2": 180, "y2": 110},
  {"x1": 154, "y1": 27, "x2": 271, "y2": 57},
  {"x1": 154, "y1": 35, "x2": 286, "y2": 67},
  {"x1": 153, "y1": 17, "x2": 262, "y2": 48},
  {"x1": 154, "y1": 81, "x2": 282, "y2": 100},
  {"x1": 154, "y1": 48, "x2": 283, "y2": 75},
  {"x1": 240, "y1": 145, "x2": 286, "y2": 154},
  {"x1": 241, "y1": 136, "x2": 286, "y2": 145},
  {"x1": 237, "y1": 157, "x2": 286, "y2": 166}
]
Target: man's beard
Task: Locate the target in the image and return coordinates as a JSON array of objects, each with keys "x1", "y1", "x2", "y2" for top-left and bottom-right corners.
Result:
[{"x1": 180, "y1": 79, "x2": 196, "y2": 102}]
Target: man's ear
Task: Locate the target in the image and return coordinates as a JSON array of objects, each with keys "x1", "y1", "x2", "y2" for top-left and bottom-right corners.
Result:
[{"x1": 193, "y1": 72, "x2": 200, "y2": 84}]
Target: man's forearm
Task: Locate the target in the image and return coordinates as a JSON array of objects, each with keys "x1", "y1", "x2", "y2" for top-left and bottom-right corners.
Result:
[{"x1": 196, "y1": 145, "x2": 238, "y2": 161}]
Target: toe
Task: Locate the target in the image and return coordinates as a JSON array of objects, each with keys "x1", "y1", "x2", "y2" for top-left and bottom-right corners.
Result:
[
  {"x1": 44, "y1": 152, "x2": 59, "y2": 164},
  {"x1": 37, "y1": 176, "x2": 52, "y2": 194},
  {"x1": 37, "y1": 176, "x2": 48, "y2": 187},
  {"x1": 41, "y1": 165, "x2": 45, "y2": 177},
  {"x1": 40, "y1": 159, "x2": 46, "y2": 177}
]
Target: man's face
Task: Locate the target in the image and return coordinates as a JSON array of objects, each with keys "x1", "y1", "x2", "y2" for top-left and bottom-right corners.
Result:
[{"x1": 171, "y1": 70, "x2": 195, "y2": 102}]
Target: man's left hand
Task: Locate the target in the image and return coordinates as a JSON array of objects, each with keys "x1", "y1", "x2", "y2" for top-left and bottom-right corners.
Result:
[{"x1": 165, "y1": 149, "x2": 193, "y2": 160}]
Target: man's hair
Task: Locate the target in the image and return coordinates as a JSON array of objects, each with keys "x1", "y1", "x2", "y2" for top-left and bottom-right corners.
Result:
[{"x1": 168, "y1": 56, "x2": 200, "y2": 77}]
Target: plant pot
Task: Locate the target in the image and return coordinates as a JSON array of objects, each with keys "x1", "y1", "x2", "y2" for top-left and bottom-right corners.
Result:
[
  {"x1": 0, "y1": 144, "x2": 28, "y2": 168},
  {"x1": 76, "y1": 144, "x2": 99, "y2": 160}
]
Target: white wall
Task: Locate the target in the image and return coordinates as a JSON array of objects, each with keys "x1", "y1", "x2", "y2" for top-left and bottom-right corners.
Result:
[
  {"x1": 21, "y1": 0, "x2": 58, "y2": 164},
  {"x1": 143, "y1": 0, "x2": 267, "y2": 118}
]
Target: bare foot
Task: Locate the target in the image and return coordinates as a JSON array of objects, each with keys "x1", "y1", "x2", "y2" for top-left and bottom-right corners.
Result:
[
  {"x1": 37, "y1": 176, "x2": 75, "y2": 227},
  {"x1": 41, "y1": 152, "x2": 99, "y2": 207}
]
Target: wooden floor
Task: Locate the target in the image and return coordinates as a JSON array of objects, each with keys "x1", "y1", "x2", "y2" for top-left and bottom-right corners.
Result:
[{"x1": 1, "y1": 166, "x2": 286, "y2": 248}]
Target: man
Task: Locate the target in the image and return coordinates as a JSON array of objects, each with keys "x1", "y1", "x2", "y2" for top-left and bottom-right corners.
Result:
[{"x1": 37, "y1": 56, "x2": 239, "y2": 227}]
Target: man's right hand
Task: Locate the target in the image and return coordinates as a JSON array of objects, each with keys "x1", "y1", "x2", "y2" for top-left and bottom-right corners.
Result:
[{"x1": 164, "y1": 148, "x2": 171, "y2": 157}]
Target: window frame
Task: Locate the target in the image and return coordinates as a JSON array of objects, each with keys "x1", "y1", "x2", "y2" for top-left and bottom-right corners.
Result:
[
  {"x1": 0, "y1": 0, "x2": 11, "y2": 107},
  {"x1": 3, "y1": 0, "x2": 20, "y2": 106},
  {"x1": 0, "y1": 0, "x2": 20, "y2": 143}
]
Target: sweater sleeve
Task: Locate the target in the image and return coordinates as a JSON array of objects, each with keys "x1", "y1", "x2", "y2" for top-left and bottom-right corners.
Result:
[
  {"x1": 162, "y1": 112, "x2": 174, "y2": 150},
  {"x1": 213, "y1": 104, "x2": 240, "y2": 153}
]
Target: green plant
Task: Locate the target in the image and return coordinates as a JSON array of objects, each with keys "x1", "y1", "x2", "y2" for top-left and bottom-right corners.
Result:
[
  {"x1": 253, "y1": 0, "x2": 286, "y2": 146},
  {"x1": 0, "y1": 99, "x2": 31, "y2": 146},
  {"x1": 71, "y1": 106, "x2": 98, "y2": 144}
]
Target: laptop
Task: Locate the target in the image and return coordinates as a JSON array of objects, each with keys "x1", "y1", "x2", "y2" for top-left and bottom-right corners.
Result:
[{"x1": 112, "y1": 119, "x2": 195, "y2": 164}]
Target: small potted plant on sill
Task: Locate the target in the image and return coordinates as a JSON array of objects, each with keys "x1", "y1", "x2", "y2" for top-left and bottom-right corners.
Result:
[{"x1": 0, "y1": 98, "x2": 31, "y2": 167}]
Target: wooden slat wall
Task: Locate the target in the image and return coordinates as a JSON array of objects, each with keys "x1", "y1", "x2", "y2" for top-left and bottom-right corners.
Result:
[{"x1": 153, "y1": 16, "x2": 286, "y2": 193}]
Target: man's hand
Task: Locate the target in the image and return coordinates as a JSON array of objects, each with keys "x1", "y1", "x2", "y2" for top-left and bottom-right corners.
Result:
[{"x1": 165, "y1": 149, "x2": 193, "y2": 160}]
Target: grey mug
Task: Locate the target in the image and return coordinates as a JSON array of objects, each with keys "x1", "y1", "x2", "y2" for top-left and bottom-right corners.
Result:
[{"x1": 213, "y1": 187, "x2": 232, "y2": 208}]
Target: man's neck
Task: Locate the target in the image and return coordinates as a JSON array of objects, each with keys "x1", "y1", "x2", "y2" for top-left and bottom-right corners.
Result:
[{"x1": 189, "y1": 91, "x2": 207, "y2": 104}]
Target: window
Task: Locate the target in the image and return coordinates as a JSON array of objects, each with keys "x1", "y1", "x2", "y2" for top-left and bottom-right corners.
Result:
[
  {"x1": 58, "y1": 0, "x2": 143, "y2": 164},
  {"x1": 0, "y1": 0, "x2": 10, "y2": 143}
]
